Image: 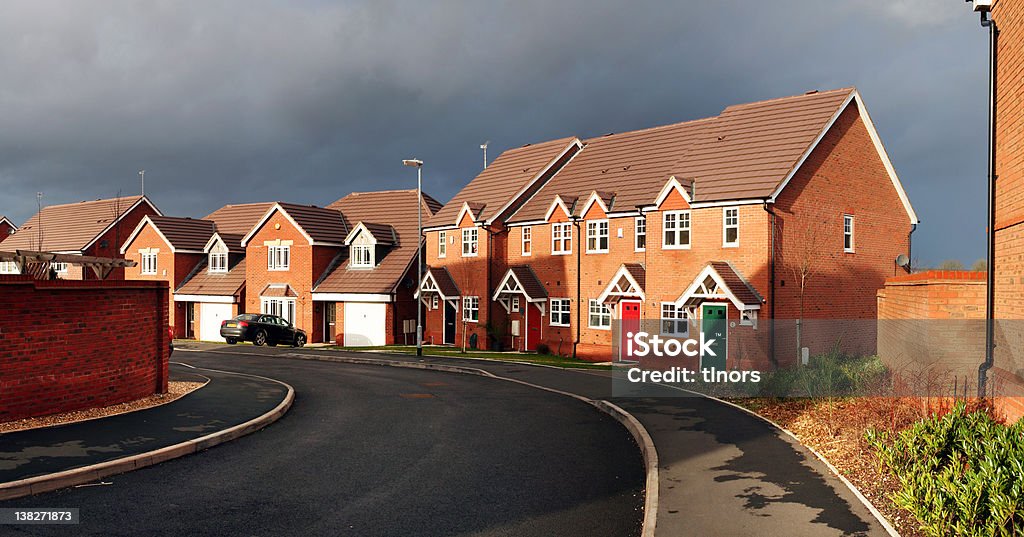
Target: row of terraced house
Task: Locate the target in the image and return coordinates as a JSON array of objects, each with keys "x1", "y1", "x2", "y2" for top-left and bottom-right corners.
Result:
[{"x1": 1, "y1": 87, "x2": 917, "y2": 366}]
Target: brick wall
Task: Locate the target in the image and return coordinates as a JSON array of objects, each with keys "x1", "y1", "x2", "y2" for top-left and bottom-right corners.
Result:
[
  {"x1": 122, "y1": 223, "x2": 204, "y2": 338},
  {"x1": 0, "y1": 276, "x2": 169, "y2": 421}
]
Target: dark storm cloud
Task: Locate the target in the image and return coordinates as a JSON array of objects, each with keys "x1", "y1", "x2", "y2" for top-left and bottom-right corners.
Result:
[{"x1": 0, "y1": 0, "x2": 988, "y2": 266}]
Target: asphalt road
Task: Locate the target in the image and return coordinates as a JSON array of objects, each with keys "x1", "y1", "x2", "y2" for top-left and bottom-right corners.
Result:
[{"x1": 0, "y1": 353, "x2": 645, "y2": 537}]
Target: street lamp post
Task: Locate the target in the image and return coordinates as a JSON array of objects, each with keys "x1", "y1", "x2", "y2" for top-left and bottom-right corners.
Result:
[{"x1": 403, "y1": 158, "x2": 425, "y2": 357}]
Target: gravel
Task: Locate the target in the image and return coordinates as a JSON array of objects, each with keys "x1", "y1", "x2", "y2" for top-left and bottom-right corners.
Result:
[{"x1": 0, "y1": 381, "x2": 206, "y2": 434}]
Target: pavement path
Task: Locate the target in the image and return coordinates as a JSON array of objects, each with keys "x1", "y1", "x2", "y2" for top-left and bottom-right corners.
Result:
[{"x1": 0, "y1": 352, "x2": 644, "y2": 537}]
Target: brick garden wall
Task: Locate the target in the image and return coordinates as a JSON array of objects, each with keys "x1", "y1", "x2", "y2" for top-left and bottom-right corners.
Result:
[
  {"x1": 0, "y1": 276, "x2": 169, "y2": 422},
  {"x1": 877, "y1": 270, "x2": 1024, "y2": 422}
]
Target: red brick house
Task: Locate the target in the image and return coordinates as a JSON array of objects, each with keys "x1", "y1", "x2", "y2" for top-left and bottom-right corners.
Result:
[
  {"x1": 0, "y1": 216, "x2": 16, "y2": 243},
  {"x1": 422, "y1": 88, "x2": 918, "y2": 366},
  {"x1": 1, "y1": 196, "x2": 161, "y2": 279},
  {"x1": 314, "y1": 190, "x2": 442, "y2": 346},
  {"x1": 121, "y1": 203, "x2": 272, "y2": 340},
  {"x1": 240, "y1": 202, "x2": 350, "y2": 343}
]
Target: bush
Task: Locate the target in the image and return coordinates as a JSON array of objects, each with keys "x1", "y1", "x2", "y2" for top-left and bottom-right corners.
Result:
[
  {"x1": 753, "y1": 350, "x2": 888, "y2": 398},
  {"x1": 865, "y1": 401, "x2": 1024, "y2": 536},
  {"x1": 536, "y1": 343, "x2": 551, "y2": 356}
]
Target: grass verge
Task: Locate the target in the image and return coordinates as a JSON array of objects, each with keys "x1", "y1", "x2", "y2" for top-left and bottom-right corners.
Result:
[{"x1": 314, "y1": 345, "x2": 612, "y2": 370}]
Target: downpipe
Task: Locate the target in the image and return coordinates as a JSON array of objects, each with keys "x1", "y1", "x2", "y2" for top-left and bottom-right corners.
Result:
[{"x1": 978, "y1": 10, "x2": 998, "y2": 398}]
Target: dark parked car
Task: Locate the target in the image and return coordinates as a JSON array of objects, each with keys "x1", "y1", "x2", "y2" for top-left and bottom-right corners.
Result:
[{"x1": 220, "y1": 314, "x2": 307, "y2": 347}]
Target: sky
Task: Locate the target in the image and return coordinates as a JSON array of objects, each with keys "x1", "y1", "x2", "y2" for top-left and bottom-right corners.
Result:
[{"x1": 0, "y1": 0, "x2": 990, "y2": 267}]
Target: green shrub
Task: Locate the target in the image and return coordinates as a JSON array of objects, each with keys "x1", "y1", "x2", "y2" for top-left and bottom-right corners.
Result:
[
  {"x1": 865, "y1": 402, "x2": 1024, "y2": 536},
  {"x1": 753, "y1": 351, "x2": 887, "y2": 398}
]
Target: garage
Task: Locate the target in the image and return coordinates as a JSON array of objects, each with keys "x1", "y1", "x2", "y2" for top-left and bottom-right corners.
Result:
[
  {"x1": 343, "y1": 302, "x2": 387, "y2": 346},
  {"x1": 199, "y1": 303, "x2": 233, "y2": 342}
]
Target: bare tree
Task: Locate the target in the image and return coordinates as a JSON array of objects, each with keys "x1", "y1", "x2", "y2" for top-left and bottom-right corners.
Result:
[
  {"x1": 938, "y1": 259, "x2": 965, "y2": 271},
  {"x1": 783, "y1": 217, "x2": 829, "y2": 364}
]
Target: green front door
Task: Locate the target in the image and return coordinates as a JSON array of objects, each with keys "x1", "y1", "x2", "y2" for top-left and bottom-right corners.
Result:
[{"x1": 701, "y1": 304, "x2": 727, "y2": 371}]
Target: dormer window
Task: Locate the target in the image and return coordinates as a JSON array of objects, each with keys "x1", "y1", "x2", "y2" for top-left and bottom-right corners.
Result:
[
  {"x1": 209, "y1": 252, "x2": 228, "y2": 273},
  {"x1": 352, "y1": 244, "x2": 374, "y2": 268}
]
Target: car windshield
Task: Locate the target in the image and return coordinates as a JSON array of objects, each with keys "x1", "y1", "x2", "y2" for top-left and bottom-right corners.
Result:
[{"x1": 235, "y1": 314, "x2": 260, "y2": 321}]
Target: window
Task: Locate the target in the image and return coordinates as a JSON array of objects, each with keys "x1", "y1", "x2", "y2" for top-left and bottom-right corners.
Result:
[
  {"x1": 141, "y1": 253, "x2": 158, "y2": 275},
  {"x1": 0, "y1": 261, "x2": 19, "y2": 274},
  {"x1": 635, "y1": 216, "x2": 647, "y2": 251},
  {"x1": 521, "y1": 226, "x2": 532, "y2": 256},
  {"x1": 268, "y1": 245, "x2": 290, "y2": 271},
  {"x1": 462, "y1": 296, "x2": 479, "y2": 322},
  {"x1": 844, "y1": 215, "x2": 855, "y2": 253},
  {"x1": 663, "y1": 210, "x2": 691, "y2": 249},
  {"x1": 51, "y1": 262, "x2": 69, "y2": 274},
  {"x1": 351, "y1": 244, "x2": 373, "y2": 267},
  {"x1": 586, "y1": 220, "x2": 609, "y2": 253},
  {"x1": 261, "y1": 298, "x2": 296, "y2": 325},
  {"x1": 588, "y1": 299, "x2": 611, "y2": 329},
  {"x1": 550, "y1": 298, "x2": 571, "y2": 327},
  {"x1": 462, "y1": 228, "x2": 478, "y2": 257},
  {"x1": 438, "y1": 231, "x2": 447, "y2": 258},
  {"x1": 431, "y1": 295, "x2": 439, "y2": 310},
  {"x1": 661, "y1": 303, "x2": 689, "y2": 336},
  {"x1": 723, "y1": 207, "x2": 739, "y2": 247},
  {"x1": 552, "y1": 223, "x2": 572, "y2": 255},
  {"x1": 209, "y1": 253, "x2": 228, "y2": 273},
  {"x1": 740, "y1": 310, "x2": 758, "y2": 328},
  {"x1": 512, "y1": 296, "x2": 520, "y2": 312}
]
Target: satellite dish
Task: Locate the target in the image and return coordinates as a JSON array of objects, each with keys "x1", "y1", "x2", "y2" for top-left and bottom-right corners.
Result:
[{"x1": 895, "y1": 254, "x2": 910, "y2": 268}]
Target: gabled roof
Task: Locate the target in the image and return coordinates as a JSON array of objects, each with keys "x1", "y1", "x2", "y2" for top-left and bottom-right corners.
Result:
[
  {"x1": 204, "y1": 232, "x2": 246, "y2": 254},
  {"x1": 315, "y1": 189, "x2": 440, "y2": 295},
  {"x1": 3, "y1": 195, "x2": 161, "y2": 252},
  {"x1": 0, "y1": 216, "x2": 17, "y2": 231},
  {"x1": 428, "y1": 136, "x2": 582, "y2": 228},
  {"x1": 120, "y1": 215, "x2": 215, "y2": 254},
  {"x1": 204, "y1": 202, "x2": 274, "y2": 236},
  {"x1": 492, "y1": 265, "x2": 548, "y2": 302},
  {"x1": 344, "y1": 222, "x2": 396, "y2": 246},
  {"x1": 415, "y1": 266, "x2": 461, "y2": 300},
  {"x1": 261, "y1": 283, "x2": 299, "y2": 298},
  {"x1": 175, "y1": 257, "x2": 247, "y2": 297},
  {"x1": 506, "y1": 87, "x2": 917, "y2": 225},
  {"x1": 241, "y1": 202, "x2": 348, "y2": 247},
  {"x1": 675, "y1": 262, "x2": 763, "y2": 310},
  {"x1": 598, "y1": 263, "x2": 647, "y2": 303}
]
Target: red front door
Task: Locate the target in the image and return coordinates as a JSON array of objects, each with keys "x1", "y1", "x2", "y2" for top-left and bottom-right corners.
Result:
[
  {"x1": 620, "y1": 301, "x2": 641, "y2": 361},
  {"x1": 525, "y1": 303, "x2": 542, "y2": 351}
]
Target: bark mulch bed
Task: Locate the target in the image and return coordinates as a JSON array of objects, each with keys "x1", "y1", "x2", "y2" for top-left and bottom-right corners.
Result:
[
  {"x1": 0, "y1": 381, "x2": 206, "y2": 434},
  {"x1": 730, "y1": 396, "x2": 932, "y2": 537}
]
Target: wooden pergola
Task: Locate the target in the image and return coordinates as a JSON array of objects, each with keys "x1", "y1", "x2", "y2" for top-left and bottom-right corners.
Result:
[{"x1": 0, "y1": 250, "x2": 137, "y2": 280}]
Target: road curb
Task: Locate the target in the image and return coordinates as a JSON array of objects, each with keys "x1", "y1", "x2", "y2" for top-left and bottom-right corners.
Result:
[
  {"x1": 0, "y1": 365, "x2": 294, "y2": 502},
  {"x1": 277, "y1": 351, "x2": 659, "y2": 537}
]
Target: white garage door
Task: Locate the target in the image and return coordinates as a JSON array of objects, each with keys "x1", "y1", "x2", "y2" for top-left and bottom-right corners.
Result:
[
  {"x1": 344, "y1": 302, "x2": 387, "y2": 346},
  {"x1": 199, "y1": 303, "x2": 232, "y2": 342}
]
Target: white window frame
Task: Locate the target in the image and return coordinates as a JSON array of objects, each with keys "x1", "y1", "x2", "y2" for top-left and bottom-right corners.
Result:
[
  {"x1": 723, "y1": 207, "x2": 739, "y2": 248},
  {"x1": 663, "y1": 210, "x2": 691, "y2": 250},
  {"x1": 588, "y1": 299, "x2": 611, "y2": 330},
  {"x1": 635, "y1": 216, "x2": 646, "y2": 252},
  {"x1": 512, "y1": 296, "x2": 521, "y2": 312},
  {"x1": 521, "y1": 226, "x2": 532, "y2": 256},
  {"x1": 740, "y1": 310, "x2": 758, "y2": 328},
  {"x1": 844, "y1": 215, "x2": 855, "y2": 253},
  {"x1": 462, "y1": 296, "x2": 479, "y2": 322},
  {"x1": 0, "y1": 260, "x2": 19, "y2": 274},
  {"x1": 550, "y1": 298, "x2": 571, "y2": 327},
  {"x1": 438, "y1": 231, "x2": 447, "y2": 258},
  {"x1": 351, "y1": 244, "x2": 374, "y2": 268},
  {"x1": 462, "y1": 227, "x2": 479, "y2": 257},
  {"x1": 552, "y1": 222, "x2": 572, "y2": 255},
  {"x1": 268, "y1": 245, "x2": 290, "y2": 271},
  {"x1": 431, "y1": 295, "x2": 439, "y2": 310},
  {"x1": 586, "y1": 219, "x2": 609, "y2": 253},
  {"x1": 661, "y1": 303, "x2": 689, "y2": 337},
  {"x1": 261, "y1": 297, "x2": 297, "y2": 325},
  {"x1": 140, "y1": 252, "x2": 158, "y2": 275},
  {"x1": 51, "y1": 262, "x2": 69, "y2": 274},
  {"x1": 209, "y1": 252, "x2": 228, "y2": 273}
]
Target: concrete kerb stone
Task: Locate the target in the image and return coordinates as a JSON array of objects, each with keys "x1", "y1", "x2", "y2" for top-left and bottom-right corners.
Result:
[
  {"x1": 278, "y1": 351, "x2": 659, "y2": 537},
  {"x1": 0, "y1": 365, "x2": 294, "y2": 502}
]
